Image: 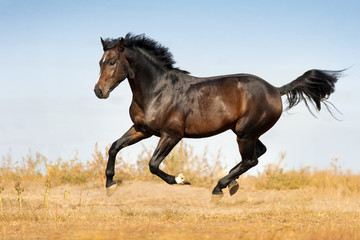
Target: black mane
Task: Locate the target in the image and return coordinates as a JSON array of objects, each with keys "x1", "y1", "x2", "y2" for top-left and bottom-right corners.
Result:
[{"x1": 103, "y1": 33, "x2": 189, "y2": 74}]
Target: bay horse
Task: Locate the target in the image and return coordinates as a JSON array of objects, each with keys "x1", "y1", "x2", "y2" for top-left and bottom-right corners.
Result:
[{"x1": 94, "y1": 33, "x2": 342, "y2": 198}]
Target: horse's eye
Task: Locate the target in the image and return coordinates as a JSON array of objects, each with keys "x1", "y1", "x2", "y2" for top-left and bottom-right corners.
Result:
[{"x1": 109, "y1": 61, "x2": 116, "y2": 66}]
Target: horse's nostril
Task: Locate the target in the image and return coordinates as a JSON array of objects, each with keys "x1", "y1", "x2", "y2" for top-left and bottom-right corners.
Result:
[{"x1": 94, "y1": 88, "x2": 103, "y2": 97}]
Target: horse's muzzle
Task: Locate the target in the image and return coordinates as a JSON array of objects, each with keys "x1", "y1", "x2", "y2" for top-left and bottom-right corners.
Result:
[{"x1": 94, "y1": 87, "x2": 105, "y2": 99}]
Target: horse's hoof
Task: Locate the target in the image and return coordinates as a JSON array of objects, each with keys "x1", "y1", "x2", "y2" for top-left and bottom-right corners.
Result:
[
  {"x1": 228, "y1": 180, "x2": 239, "y2": 196},
  {"x1": 211, "y1": 193, "x2": 224, "y2": 202},
  {"x1": 175, "y1": 173, "x2": 191, "y2": 185},
  {"x1": 106, "y1": 183, "x2": 118, "y2": 197},
  {"x1": 211, "y1": 187, "x2": 224, "y2": 202}
]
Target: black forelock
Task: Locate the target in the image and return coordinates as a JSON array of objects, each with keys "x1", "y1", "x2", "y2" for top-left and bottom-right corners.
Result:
[{"x1": 102, "y1": 33, "x2": 189, "y2": 74}]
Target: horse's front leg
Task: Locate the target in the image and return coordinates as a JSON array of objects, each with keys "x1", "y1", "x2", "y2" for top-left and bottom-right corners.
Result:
[
  {"x1": 148, "y1": 134, "x2": 191, "y2": 185},
  {"x1": 106, "y1": 126, "x2": 151, "y2": 196}
]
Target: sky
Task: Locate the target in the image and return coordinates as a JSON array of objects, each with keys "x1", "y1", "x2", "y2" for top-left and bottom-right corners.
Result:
[{"x1": 1, "y1": 0, "x2": 360, "y2": 175}]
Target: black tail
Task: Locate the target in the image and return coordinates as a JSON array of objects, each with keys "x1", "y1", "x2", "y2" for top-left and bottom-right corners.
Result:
[{"x1": 278, "y1": 69, "x2": 343, "y2": 114}]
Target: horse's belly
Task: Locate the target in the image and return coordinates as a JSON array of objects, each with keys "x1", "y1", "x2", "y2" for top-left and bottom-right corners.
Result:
[
  {"x1": 184, "y1": 107, "x2": 239, "y2": 138},
  {"x1": 184, "y1": 124, "x2": 233, "y2": 138}
]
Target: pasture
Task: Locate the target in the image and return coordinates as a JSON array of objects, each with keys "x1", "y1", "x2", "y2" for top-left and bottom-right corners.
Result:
[{"x1": 1, "y1": 143, "x2": 359, "y2": 239}]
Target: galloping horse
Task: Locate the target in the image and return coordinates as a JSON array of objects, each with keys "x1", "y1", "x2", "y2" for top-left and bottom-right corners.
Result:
[{"x1": 94, "y1": 33, "x2": 341, "y2": 197}]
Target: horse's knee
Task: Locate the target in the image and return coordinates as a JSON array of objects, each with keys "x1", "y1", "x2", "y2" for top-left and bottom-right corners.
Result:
[
  {"x1": 149, "y1": 162, "x2": 158, "y2": 174},
  {"x1": 109, "y1": 143, "x2": 118, "y2": 158},
  {"x1": 245, "y1": 158, "x2": 258, "y2": 168}
]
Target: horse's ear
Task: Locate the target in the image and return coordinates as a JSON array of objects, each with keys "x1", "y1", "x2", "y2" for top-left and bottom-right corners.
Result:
[
  {"x1": 115, "y1": 38, "x2": 125, "y2": 52},
  {"x1": 100, "y1": 37, "x2": 107, "y2": 51}
]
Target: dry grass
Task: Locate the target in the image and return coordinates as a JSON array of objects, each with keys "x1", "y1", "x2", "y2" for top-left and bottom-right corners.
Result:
[
  {"x1": 1, "y1": 209, "x2": 359, "y2": 240},
  {"x1": 0, "y1": 141, "x2": 227, "y2": 188},
  {"x1": 1, "y1": 143, "x2": 360, "y2": 239},
  {"x1": 0, "y1": 180, "x2": 359, "y2": 240}
]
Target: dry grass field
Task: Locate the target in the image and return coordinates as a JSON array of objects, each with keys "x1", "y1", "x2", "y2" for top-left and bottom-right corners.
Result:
[{"x1": 1, "y1": 143, "x2": 359, "y2": 239}]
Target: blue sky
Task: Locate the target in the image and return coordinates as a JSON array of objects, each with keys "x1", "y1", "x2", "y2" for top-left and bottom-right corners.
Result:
[{"x1": 1, "y1": 0, "x2": 359, "y2": 174}]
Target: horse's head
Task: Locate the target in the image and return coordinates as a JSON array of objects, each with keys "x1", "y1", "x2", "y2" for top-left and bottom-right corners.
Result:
[{"x1": 94, "y1": 37, "x2": 134, "y2": 99}]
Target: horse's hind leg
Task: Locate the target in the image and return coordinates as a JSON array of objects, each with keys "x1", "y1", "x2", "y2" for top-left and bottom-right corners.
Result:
[
  {"x1": 212, "y1": 137, "x2": 258, "y2": 197},
  {"x1": 255, "y1": 139, "x2": 266, "y2": 158},
  {"x1": 255, "y1": 139, "x2": 267, "y2": 158},
  {"x1": 227, "y1": 139, "x2": 266, "y2": 195},
  {"x1": 228, "y1": 139, "x2": 266, "y2": 173}
]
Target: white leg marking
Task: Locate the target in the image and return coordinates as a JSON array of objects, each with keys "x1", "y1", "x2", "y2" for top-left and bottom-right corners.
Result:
[
  {"x1": 175, "y1": 173, "x2": 185, "y2": 184},
  {"x1": 175, "y1": 173, "x2": 190, "y2": 185}
]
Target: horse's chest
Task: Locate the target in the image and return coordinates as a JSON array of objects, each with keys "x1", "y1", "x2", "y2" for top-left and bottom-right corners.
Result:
[
  {"x1": 129, "y1": 102, "x2": 146, "y2": 128},
  {"x1": 129, "y1": 102, "x2": 162, "y2": 132}
]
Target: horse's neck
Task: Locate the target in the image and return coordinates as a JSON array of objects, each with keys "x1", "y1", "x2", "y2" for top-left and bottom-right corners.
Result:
[
  {"x1": 127, "y1": 77, "x2": 148, "y2": 108},
  {"x1": 126, "y1": 50, "x2": 165, "y2": 108},
  {"x1": 127, "y1": 68, "x2": 162, "y2": 109}
]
